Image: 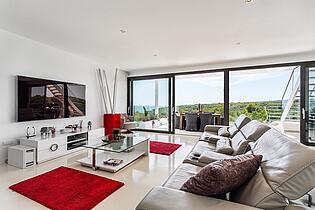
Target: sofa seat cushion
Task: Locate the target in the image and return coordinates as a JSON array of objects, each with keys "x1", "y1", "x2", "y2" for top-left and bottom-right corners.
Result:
[
  {"x1": 180, "y1": 154, "x2": 262, "y2": 197},
  {"x1": 163, "y1": 163, "x2": 202, "y2": 190},
  {"x1": 198, "y1": 150, "x2": 232, "y2": 164},
  {"x1": 183, "y1": 141, "x2": 217, "y2": 167},
  {"x1": 183, "y1": 157, "x2": 208, "y2": 167},
  {"x1": 136, "y1": 186, "x2": 262, "y2": 210},
  {"x1": 192, "y1": 141, "x2": 216, "y2": 153},
  {"x1": 199, "y1": 131, "x2": 221, "y2": 143}
]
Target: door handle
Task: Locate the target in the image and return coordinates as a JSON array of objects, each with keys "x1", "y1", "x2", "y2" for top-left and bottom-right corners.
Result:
[{"x1": 302, "y1": 108, "x2": 306, "y2": 120}]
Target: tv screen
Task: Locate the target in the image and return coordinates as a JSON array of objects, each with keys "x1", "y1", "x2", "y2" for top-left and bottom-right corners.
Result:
[
  {"x1": 67, "y1": 83, "x2": 86, "y2": 118},
  {"x1": 17, "y1": 76, "x2": 86, "y2": 122}
]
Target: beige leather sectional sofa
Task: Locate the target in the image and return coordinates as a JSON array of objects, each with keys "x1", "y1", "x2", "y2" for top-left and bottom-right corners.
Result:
[{"x1": 136, "y1": 115, "x2": 315, "y2": 210}]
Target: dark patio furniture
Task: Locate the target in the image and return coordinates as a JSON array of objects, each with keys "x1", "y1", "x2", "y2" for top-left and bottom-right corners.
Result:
[
  {"x1": 199, "y1": 113, "x2": 213, "y2": 131},
  {"x1": 185, "y1": 113, "x2": 199, "y2": 131},
  {"x1": 175, "y1": 113, "x2": 180, "y2": 129}
]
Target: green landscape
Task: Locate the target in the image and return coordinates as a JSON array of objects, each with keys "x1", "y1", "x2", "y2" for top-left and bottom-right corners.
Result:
[
  {"x1": 134, "y1": 100, "x2": 299, "y2": 123},
  {"x1": 177, "y1": 101, "x2": 269, "y2": 122}
]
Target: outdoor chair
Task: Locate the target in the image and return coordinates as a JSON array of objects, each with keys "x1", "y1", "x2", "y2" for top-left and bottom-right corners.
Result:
[
  {"x1": 199, "y1": 112, "x2": 213, "y2": 131},
  {"x1": 185, "y1": 113, "x2": 199, "y2": 131}
]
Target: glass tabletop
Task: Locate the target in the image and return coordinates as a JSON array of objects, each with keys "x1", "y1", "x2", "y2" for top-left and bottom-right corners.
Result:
[{"x1": 81, "y1": 133, "x2": 149, "y2": 153}]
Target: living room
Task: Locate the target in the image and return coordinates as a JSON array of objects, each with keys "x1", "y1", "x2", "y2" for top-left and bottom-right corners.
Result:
[{"x1": 0, "y1": 0, "x2": 315, "y2": 210}]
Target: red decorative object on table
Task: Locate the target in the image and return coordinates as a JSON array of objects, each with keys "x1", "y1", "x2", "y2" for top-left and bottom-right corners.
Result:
[{"x1": 104, "y1": 114, "x2": 121, "y2": 139}]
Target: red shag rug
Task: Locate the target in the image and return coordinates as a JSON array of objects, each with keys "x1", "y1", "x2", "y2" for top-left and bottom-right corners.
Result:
[
  {"x1": 9, "y1": 166, "x2": 124, "y2": 210},
  {"x1": 150, "y1": 141, "x2": 181, "y2": 155}
]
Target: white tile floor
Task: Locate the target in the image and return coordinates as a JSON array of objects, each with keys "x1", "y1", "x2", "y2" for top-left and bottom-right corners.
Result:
[{"x1": 0, "y1": 132, "x2": 198, "y2": 210}]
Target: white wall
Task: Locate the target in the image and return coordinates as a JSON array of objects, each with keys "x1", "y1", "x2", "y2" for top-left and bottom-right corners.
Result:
[{"x1": 0, "y1": 29, "x2": 127, "y2": 163}]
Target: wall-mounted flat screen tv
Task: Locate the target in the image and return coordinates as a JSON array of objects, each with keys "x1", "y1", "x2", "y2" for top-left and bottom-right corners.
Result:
[{"x1": 17, "y1": 76, "x2": 86, "y2": 122}]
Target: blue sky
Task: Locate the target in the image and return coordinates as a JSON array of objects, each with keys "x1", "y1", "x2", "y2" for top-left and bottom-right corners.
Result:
[{"x1": 133, "y1": 66, "x2": 297, "y2": 106}]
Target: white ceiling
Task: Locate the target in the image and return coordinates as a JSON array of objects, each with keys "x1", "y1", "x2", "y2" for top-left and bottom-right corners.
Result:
[{"x1": 0, "y1": 0, "x2": 315, "y2": 71}]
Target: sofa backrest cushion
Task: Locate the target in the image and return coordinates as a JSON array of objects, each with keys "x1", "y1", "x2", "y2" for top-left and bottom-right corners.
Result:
[
  {"x1": 215, "y1": 138, "x2": 234, "y2": 155},
  {"x1": 231, "y1": 132, "x2": 249, "y2": 155},
  {"x1": 251, "y1": 129, "x2": 315, "y2": 200},
  {"x1": 240, "y1": 120, "x2": 270, "y2": 141},
  {"x1": 227, "y1": 114, "x2": 251, "y2": 138},
  {"x1": 234, "y1": 114, "x2": 251, "y2": 129},
  {"x1": 218, "y1": 127, "x2": 230, "y2": 137},
  {"x1": 230, "y1": 168, "x2": 288, "y2": 209},
  {"x1": 231, "y1": 129, "x2": 315, "y2": 209},
  {"x1": 230, "y1": 120, "x2": 270, "y2": 155},
  {"x1": 228, "y1": 124, "x2": 239, "y2": 137}
]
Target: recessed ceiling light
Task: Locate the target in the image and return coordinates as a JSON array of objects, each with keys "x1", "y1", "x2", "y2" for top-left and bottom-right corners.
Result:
[
  {"x1": 120, "y1": 29, "x2": 126, "y2": 33},
  {"x1": 245, "y1": 0, "x2": 253, "y2": 3}
]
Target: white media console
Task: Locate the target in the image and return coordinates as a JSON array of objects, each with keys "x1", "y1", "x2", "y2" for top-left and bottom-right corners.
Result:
[{"x1": 20, "y1": 127, "x2": 104, "y2": 164}]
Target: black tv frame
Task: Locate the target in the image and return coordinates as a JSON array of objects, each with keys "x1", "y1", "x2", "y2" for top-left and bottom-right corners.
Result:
[{"x1": 17, "y1": 75, "x2": 86, "y2": 122}]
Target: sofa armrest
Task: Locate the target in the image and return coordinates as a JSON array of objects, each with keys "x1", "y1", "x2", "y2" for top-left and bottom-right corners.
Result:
[
  {"x1": 136, "y1": 186, "x2": 261, "y2": 210},
  {"x1": 204, "y1": 125, "x2": 227, "y2": 133}
]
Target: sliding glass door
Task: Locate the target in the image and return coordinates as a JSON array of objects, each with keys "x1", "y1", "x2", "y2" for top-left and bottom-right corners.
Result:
[
  {"x1": 229, "y1": 66, "x2": 299, "y2": 127},
  {"x1": 127, "y1": 61, "x2": 315, "y2": 145},
  {"x1": 128, "y1": 76, "x2": 174, "y2": 133},
  {"x1": 174, "y1": 72, "x2": 225, "y2": 133},
  {"x1": 301, "y1": 66, "x2": 315, "y2": 145}
]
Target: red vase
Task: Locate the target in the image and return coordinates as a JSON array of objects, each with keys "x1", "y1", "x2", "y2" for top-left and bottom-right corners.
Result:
[{"x1": 103, "y1": 114, "x2": 121, "y2": 139}]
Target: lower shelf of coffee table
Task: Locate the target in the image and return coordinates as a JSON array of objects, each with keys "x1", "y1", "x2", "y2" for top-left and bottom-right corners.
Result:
[{"x1": 77, "y1": 149, "x2": 146, "y2": 172}]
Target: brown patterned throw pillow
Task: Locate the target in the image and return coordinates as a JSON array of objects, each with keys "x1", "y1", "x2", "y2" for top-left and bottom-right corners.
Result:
[{"x1": 180, "y1": 154, "x2": 262, "y2": 197}]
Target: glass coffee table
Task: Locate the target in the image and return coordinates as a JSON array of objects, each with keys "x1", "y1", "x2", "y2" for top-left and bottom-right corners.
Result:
[{"x1": 77, "y1": 133, "x2": 149, "y2": 172}]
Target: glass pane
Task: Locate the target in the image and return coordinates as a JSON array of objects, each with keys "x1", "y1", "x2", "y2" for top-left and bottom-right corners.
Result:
[
  {"x1": 83, "y1": 134, "x2": 149, "y2": 153},
  {"x1": 229, "y1": 66, "x2": 300, "y2": 139},
  {"x1": 308, "y1": 67, "x2": 315, "y2": 143},
  {"x1": 175, "y1": 72, "x2": 224, "y2": 133},
  {"x1": 133, "y1": 78, "x2": 169, "y2": 131}
]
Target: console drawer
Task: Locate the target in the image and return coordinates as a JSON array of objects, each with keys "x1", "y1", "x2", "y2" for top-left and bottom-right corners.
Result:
[
  {"x1": 37, "y1": 144, "x2": 67, "y2": 163},
  {"x1": 37, "y1": 137, "x2": 66, "y2": 151}
]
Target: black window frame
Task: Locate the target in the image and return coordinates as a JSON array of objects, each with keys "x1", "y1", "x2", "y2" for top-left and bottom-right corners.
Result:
[{"x1": 127, "y1": 60, "x2": 315, "y2": 144}]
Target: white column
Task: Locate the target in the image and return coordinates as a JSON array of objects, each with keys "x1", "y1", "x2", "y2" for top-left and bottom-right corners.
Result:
[{"x1": 155, "y1": 80, "x2": 159, "y2": 116}]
